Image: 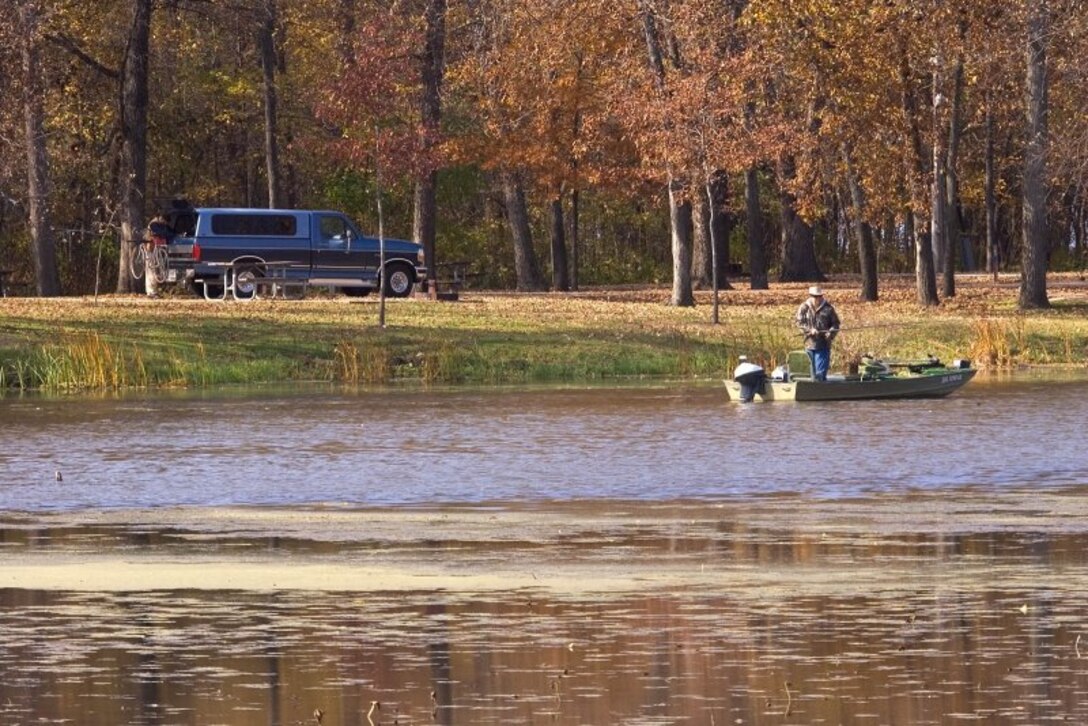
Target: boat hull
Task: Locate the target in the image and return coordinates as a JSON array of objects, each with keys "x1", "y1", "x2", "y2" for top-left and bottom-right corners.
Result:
[{"x1": 724, "y1": 368, "x2": 976, "y2": 402}]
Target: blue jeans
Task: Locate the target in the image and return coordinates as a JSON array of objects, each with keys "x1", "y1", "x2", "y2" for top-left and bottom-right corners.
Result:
[{"x1": 807, "y1": 348, "x2": 830, "y2": 381}]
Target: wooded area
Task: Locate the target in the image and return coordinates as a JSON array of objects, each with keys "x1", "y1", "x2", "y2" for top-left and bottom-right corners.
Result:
[{"x1": 1, "y1": 0, "x2": 1085, "y2": 308}]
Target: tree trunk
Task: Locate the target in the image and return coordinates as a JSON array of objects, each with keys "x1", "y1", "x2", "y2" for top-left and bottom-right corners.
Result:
[
  {"x1": 985, "y1": 97, "x2": 999, "y2": 279},
  {"x1": 693, "y1": 171, "x2": 731, "y2": 290},
  {"x1": 943, "y1": 45, "x2": 966, "y2": 292},
  {"x1": 842, "y1": 147, "x2": 877, "y2": 301},
  {"x1": 259, "y1": 0, "x2": 281, "y2": 208},
  {"x1": 899, "y1": 42, "x2": 939, "y2": 306},
  {"x1": 570, "y1": 188, "x2": 580, "y2": 290},
  {"x1": 668, "y1": 176, "x2": 694, "y2": 306},
  {"x1": 709, "y1": 171, "x2": 731, "y2": 287},
  {"x1": 19, "y1": 0, "x2": 60, "y2": 296},
  {"x1": 500, "y1": 170, "x2": 545, "y2": 291},
  {"x1": 777, "y1": 157, "x2": 822, "y2": 282},
  {"x1": 745, "y1": 166, "x2": 768, "y2": 289},
  {"x1": 914, "y1": 212, "x2": 939, "y2": 306},
  {"x1": 413, "y1": 0, "x2": 446, "y2": 289},
  {"x1": 692, "y1": 187, "x2": 711, "y2": 288},
  {"x1": 1020, "y1": 0, "x2": 1050, "y2": 309},
  {"x1": 930, "y1": 56, "x2": 949, "y2": 289},
  {"x1": 116, "y1": 0, "x2": 151, "y2": 294},
  {"x1": 549, "y1": 195, "x2": 570, "y2": 291},
  {"x1": 639, "y1": 1, "x2": 692, "y2": 306}
]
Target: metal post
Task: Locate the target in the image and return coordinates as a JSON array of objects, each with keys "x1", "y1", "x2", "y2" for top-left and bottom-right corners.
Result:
[
  {"x1": 375, "y1": 128, "x2": 386, "y2": 328},
  {"x1": 707, "y1": 179, "x2": 719, "y2": 325}
]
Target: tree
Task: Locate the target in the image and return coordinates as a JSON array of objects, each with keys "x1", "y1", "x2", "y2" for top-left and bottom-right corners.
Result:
[
  {"x1": 116, "y1": 0, "x2": 152, "y2": 294},
  {"x1": 1020, "y1": 0, "x2": 1050, "y2": 309},
  {"x1": 258, "y1": 0, "x2": 283, "y2": 208},
  {"x1": 18, "y1": 0, "x2": 61, "y2": 296},
  {"x1": 413, "y1": 0, "x2": 446, "y2": 290}
]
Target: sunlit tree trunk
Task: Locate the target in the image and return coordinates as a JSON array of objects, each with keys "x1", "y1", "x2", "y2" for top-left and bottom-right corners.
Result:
[
  {"x1": 1020, "y1": 0, "x2": 1050, "y2": 309},
  {"x1": 116, "y1": 0, "x2": 151, "y2": 294},
  {"x1": 668, "y1": 177, "x2": 694, "y2": 307},
  {"x1": 258, "y1": 0, "x2": 281, "y2": 208},
  {"x1": 19, "y1": 0, "x2": 60, "y2": 296},
  {"x1": 639, "y1": 0, "x2": 693, "y2": 306},
  {"x1": 692, "y1": 187, "x2": 711, "y2": 288}
]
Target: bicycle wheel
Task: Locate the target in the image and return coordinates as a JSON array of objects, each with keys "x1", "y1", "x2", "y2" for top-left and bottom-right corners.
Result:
[
  {"x1": 129, "y1": 245, "x2": 147, "y2": 280},
  {"x1": 148, "y1": 245, "x2": 170, "y2": 284}
]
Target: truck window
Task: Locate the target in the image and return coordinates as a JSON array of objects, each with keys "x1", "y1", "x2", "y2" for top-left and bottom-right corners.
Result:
[
  {"x1": 211, "y1": 214, "x2": 298, "y2": 236},
  {"x1": 317, "y1": 215, "x2": 349, "y2": 247}
]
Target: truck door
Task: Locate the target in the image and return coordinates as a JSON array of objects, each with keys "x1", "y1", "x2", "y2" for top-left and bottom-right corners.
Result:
[{"x1": 311, "y1": 213, "x2": 374, "y2": 281}]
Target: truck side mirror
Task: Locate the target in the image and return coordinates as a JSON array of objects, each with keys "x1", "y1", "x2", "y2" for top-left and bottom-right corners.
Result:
[{"x1": 344, "y1": 228, "x2": 353, "y2": 253}]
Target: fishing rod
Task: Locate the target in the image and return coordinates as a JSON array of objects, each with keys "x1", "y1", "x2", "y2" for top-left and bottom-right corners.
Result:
[{"x1": 835, "y1": 322, "x2": 924, "y2": 332}]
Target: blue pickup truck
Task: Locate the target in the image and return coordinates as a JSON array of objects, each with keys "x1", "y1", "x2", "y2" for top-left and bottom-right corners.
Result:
[{"x1": 165, "y1": 207, "x2": 427, "y2": 298}]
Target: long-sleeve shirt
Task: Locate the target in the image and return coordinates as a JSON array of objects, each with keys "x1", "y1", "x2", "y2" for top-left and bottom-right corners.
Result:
[{"x1": 796, "y1": 300, "x2": 841, "y2": 351}]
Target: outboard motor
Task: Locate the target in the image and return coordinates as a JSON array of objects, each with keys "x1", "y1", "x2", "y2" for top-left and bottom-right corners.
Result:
[{"x1": 733, "y1": 356, "x2": 766, "y2": 403}]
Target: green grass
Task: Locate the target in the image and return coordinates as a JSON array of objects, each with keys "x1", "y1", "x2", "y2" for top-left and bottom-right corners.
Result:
[{"x1": 2, "y1": 276, "x2": 1087, "y2": 392}]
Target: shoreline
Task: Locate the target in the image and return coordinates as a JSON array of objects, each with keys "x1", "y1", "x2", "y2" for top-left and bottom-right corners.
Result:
[{"x1": 3, "y1": 276, "x2": 1087, "y2": 391}]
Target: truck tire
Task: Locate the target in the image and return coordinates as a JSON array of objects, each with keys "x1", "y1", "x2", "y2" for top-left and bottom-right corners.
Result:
[
  {"x1": 232, "y1": 263, "x2": 262, "y2": 300},
  {"x1": 383, "y1": 263, "x2": 414, "y2": 298}
]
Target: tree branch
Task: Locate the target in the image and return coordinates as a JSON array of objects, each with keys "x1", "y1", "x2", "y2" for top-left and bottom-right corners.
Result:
[{"x1": 46, "y1": 33, "x2": 120, "y2": 80}]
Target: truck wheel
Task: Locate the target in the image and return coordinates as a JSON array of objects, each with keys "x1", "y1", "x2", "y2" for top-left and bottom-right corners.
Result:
[
  {"x1": 232, "y1": 263, "x2": 262, "y2": 300},
  {"x1": 383, "y1": 263, "x2": 414, "y2": 298}
]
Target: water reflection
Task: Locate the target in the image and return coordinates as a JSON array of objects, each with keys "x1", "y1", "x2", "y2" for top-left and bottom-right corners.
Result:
[
  {"x1": 2, "y1": 528, "x2": 1087, "y2": 725},
  {"x1": 1, "y1": 496, "x2": 1088, "y2": 724}
]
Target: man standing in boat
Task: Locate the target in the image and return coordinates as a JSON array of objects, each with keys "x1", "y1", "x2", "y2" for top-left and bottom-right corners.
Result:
[{"x1": 796, "y1": 286, "x2": 841, "y2": 381}]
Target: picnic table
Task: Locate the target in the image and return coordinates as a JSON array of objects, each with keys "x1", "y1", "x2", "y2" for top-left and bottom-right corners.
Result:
[
  {"x1": 195, "y1": 261, "x2": 306, "y2": 301},
  {"x1": 431, "y1": 261, "x2": 475, "y2": 301}
]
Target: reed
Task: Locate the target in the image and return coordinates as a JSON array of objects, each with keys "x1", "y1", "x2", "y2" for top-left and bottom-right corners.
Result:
[
  {"x1": 420, "y1": 343, "x2": 459, "y2": 383},
  {"x1": 333, "y1": 339, "x2": 392, "y2": 383},
  {"x1": 968, "y1": 319, "x2": 1020, "y2": 368}
]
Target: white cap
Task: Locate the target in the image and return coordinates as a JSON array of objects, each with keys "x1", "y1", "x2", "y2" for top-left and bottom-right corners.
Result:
[{"x1": 808, "y1": 285, "x2": 823, "y2": 297}]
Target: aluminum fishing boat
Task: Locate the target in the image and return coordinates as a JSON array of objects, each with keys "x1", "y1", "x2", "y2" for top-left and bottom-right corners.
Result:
[{"x1": 725, "y1": 353, "x2": 977, "y2": 402}]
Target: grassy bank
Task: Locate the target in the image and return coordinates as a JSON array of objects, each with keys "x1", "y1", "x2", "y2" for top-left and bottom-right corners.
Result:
[{"x1": 1, "y1": 274, "x2": 1086, "y2": 391}]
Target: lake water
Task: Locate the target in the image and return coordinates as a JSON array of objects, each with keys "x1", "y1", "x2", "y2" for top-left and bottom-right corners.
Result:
[{"x1": 2, "y1": 375, "x2": 1088, "y2": 724}]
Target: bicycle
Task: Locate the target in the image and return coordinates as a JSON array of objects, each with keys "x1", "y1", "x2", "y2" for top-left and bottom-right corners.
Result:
[{"x1": 129, "y1": 238, "x2": 170, "y2": 284}]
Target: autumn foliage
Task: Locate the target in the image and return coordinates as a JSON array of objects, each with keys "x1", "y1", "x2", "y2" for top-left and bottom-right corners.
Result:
[{"x1": 1, "y1": 0, "x2": 1087, "y2": 308}]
